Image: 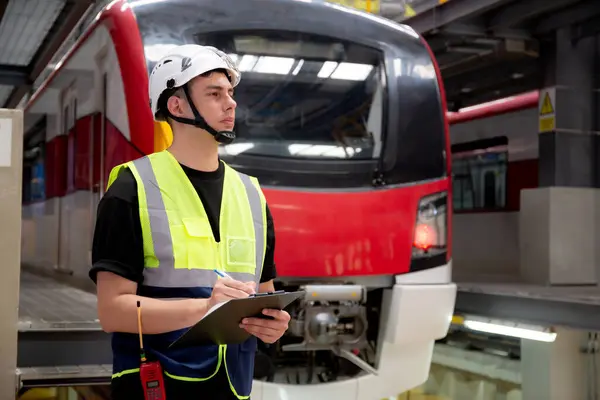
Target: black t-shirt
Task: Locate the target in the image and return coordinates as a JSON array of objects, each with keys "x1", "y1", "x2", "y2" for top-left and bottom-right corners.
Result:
[{"x1": 89, "y1": 160, "x2": 276, "y2": 399}]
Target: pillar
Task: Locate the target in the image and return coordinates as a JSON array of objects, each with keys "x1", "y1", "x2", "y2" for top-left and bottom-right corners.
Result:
[
  {"x1": 0, "y1": 109, "x2": 23, "y2": 397},
  {"x1": 519, "y1": 28, "x2": 600, "y2": 285},
  {"x1": 520, "y1": 327, "x2": 587, "y2": 400}
]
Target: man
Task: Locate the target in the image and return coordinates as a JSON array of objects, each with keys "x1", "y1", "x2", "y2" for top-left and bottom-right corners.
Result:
[{"x1": 89, "y1": 44, "x2": 290, "y2": 400}]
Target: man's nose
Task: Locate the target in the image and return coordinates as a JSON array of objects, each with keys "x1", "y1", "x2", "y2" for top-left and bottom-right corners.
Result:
[{"x1": 226, "y1": 95, "x2": 237, "y2": 110}]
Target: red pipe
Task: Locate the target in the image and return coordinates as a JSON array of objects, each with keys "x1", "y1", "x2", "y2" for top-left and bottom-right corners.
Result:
[{"x1": 446, "y1": 90, "x2": 539, "y2": 124}]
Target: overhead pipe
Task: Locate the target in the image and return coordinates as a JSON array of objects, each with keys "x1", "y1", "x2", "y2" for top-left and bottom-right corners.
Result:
[{"x1": 446, "y1": 90, "x2": 539, "y2": 124}]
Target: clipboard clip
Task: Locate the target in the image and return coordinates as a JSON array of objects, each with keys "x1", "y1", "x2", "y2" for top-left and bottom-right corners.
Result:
[{"x1": 248, "y1": 290, "x2": 285, "y2": 298}]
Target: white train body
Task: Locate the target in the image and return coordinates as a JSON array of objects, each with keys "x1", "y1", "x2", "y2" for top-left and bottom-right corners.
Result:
[{"x1": 448, "y1": 95, "x2": 539, "y2": 281}]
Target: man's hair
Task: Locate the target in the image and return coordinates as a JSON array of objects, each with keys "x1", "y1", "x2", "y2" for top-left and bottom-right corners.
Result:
[{"x1": 156, "y1": 68, "x2": 232, "y2": 127}]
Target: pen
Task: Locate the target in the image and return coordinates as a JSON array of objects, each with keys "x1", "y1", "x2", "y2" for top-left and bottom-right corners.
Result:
[{"x1": 213, "y1": 269, "x2": 232, "y2": 279}]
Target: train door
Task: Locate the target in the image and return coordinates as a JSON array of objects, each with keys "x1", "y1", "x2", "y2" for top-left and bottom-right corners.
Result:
[
  {"x1": 57, "y1": 84, "x2": 76, "y2": 273},
  {"x1": 478, "y1": 161, "x2": 506, "y2": 209},
  {"x1": 88, "y1": 50, "x2": 108, "y2": 263},
  {"x1": 483, "y1": 170, "x2": 497, "y2": 208}
]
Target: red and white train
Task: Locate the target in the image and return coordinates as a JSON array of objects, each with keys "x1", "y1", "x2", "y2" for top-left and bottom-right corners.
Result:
[
  {"x1": 448, "y1": 91, "x2": 539, "y2": 282},
  {"x1": 20, "y1": 0, "x2": 459, "y2": 398}
]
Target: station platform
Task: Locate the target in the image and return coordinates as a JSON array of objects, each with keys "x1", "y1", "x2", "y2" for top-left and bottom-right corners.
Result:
[
  {"x1": 17, "y1": 268, "x2": 111, "y2": 390},
  {"x1": 455, "y1": 281, "x2": 600, "y2": 332}
]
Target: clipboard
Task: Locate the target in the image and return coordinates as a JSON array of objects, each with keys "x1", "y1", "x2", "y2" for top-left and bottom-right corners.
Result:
[{"x1": 169, "y1": 290, "x2": 305, "y2": 349}]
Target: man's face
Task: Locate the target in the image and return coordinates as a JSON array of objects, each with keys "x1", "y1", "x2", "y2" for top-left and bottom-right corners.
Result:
[{"x1": 188, "y1": 71, "x2": 236, "y2": 132}]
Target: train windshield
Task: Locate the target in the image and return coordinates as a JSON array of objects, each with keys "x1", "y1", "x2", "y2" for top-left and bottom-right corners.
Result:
[
  {"x1": 146, "y1": 31, "x2": 384, "y2": 161},
  {"x1": 136, "y1": 1, "x2": 447, "y2": 188}
]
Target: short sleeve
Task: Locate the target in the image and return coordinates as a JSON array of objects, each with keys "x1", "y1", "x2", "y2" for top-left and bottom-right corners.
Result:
[
  {"x1": 89, "y1": 169, "x2": 145, "y2": 284},
  {"x1": 259, "y1": 204, "x2": 277, "y2": 283}
]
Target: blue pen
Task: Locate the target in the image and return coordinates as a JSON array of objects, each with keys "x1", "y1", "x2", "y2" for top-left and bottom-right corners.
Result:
[{"x1": 213, "y1": 269, "x2": 232, "y2": 279}]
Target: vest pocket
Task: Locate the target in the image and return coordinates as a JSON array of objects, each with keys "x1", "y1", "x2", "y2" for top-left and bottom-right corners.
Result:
[
  {"x1": 181, "y1": 217, "x2": 217, "y2": 270},
  {"x1": 225, "y1": 236, "x2": 256, "y2": 274}
]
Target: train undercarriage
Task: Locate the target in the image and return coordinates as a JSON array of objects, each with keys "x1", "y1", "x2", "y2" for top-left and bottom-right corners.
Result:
[{"x1": 255, "y1": 282, "x2": 385, "y2": 384}]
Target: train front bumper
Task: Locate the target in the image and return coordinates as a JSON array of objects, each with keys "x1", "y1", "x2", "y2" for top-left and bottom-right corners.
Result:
[{"x1": 251, "y1": 262, "x2": 457, "y2": 400}]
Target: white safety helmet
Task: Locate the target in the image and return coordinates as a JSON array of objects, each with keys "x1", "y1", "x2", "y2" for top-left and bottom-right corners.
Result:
[{"x1": 148, "y1": 44, "x2": 241, "y2": 143}]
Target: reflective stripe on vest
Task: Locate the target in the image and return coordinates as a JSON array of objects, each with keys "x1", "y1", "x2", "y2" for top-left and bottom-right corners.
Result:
[{"x1": 124, "y1": 153, "x2": 265, "y2": 288}]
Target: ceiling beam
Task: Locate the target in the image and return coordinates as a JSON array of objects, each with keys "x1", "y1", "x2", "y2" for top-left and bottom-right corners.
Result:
[
  {"x1": 535, "y1": 0, "x2": 600, "y2": 34},
  {"x1": 489, "y1": 0, "x2": 578, "y2": 28},
  {"x1": 402, "y1": 0, "x2": 512, "y2": 34},
  {"x1": 4, "y1": 0, "x2": 94, "y2": 109},
  {"x1": 0, "y1": 64, "x2": 30, "y2": 86},
  {"x1": 444, "y1": 58, "x2": 538, "y2": 97},
  {"x1": 442, "y1": 22, "x2": 487, "y2": 36},
  {"x1": 441, "y1": 22, "x2": 532, "y2": 41},
  {"x1": 30, "y1": 0, "x2": 94, "y2": 80}
]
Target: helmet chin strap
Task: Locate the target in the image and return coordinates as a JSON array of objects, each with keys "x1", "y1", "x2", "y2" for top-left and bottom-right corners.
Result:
[{"x1": 166, "y1": 84, "x2": 236, "y2": 145}]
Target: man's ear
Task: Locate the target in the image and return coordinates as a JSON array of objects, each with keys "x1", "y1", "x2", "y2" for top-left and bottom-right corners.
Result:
[{"x1": 167, "y1": 93, "x2": 186, "y2": 118}]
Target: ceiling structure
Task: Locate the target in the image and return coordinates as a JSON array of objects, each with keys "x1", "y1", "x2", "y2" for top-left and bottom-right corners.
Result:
[
  {"x1": 1, "y1": 0, "x2": 600, "y2": 111},
  {"x1": 0, "y1": 0, "x2": 100, "y2": 109},
  {"x1": 383, "y1": 0, "x2": 600, "y2": 109}
]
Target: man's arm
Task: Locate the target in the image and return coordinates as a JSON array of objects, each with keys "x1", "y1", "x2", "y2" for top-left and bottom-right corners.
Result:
[
  {"x1": 96, "y1": 271, "x2": 209, "y2": 334},
  {"x1": 259, "y1": 279, "x2": 275, "y2": 293}
]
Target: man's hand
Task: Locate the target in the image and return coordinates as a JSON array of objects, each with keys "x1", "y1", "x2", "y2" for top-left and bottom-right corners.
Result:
[
  {"x1": 240, "y1": 309, "x2": 290, "y2": 344},
  {"x1": 209, "y1": 277, "x2": 255, "y2": 309}
]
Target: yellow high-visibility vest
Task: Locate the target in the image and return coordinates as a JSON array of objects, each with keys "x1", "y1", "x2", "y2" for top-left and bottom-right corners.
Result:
[
  {"x1": 105, "y1": 150, "x2": 267, "y2": 399},
  {"x1": 107, "y1": 150, "x2": 267, "y2": 282}
]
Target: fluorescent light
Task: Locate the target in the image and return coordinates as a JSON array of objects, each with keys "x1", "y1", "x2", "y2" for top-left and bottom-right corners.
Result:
[
  {"x1": 318, "y1": 62, "x2": 373, "y2": 81},
  {"x1": 318, "y1": 61, "x2": 338, "y2": 78},
  {"x1": 288, "y1": 144, "x2": 361, "y2": 158},
  {"x1": 464, "y1": 320, "x2": 557, "y2": 342},
  {"x1": 238, "y1": 55, "x2": 259, "y2": 72},
  {"x1": 330, "y1": 62, "x2": 373, "y2": 81},
  {"x1": 292, "y1": 59, "x2": 304, "y2": 75},
  {"x1": 252, "y1": 56, "x2": 295, "y2": 75}
]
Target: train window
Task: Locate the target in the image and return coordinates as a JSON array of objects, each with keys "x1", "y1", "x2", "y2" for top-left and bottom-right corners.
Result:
[
  {"x1": 189, "y1": 30, "x2": 384, "y2": 161},
  {"x1": 451, "y1": 137, "x2": 508, "y2": 211},
  {"x1": 23, "y1": 116, "x2": 47, "y2": 204}
]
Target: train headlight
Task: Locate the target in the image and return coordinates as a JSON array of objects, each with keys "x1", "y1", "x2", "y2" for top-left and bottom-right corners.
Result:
[{"x1": 412, "y1": 191, "x2": 447, "y2": 258}]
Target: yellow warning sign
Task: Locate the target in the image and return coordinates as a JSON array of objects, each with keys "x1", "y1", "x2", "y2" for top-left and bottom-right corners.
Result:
[
  {"x1": 540, "y1": 92, "x2": 554, "y2": 115},
  {"x1": 404, "y1": 4, "x2": 416, "y2": 17},
  {"x1": 538, "y1": 87, "x2": 556, "y2": 133},
  {"x1": 326, "y1": 0, "x2": 380, "y2": 13}
]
